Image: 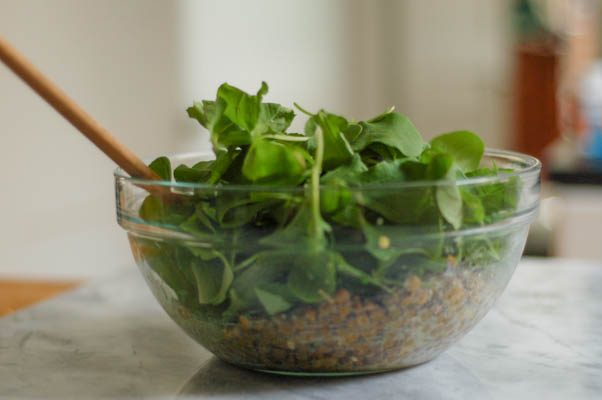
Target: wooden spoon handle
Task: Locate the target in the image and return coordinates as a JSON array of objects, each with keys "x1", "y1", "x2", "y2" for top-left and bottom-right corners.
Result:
[{"x1": 0, "y1": 36, "x2": 158, "y2": 180}]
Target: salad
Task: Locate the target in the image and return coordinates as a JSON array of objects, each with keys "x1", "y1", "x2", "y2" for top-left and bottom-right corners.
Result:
[{"x1": 129, "y1": 82, "x2": 523, "y2": 372}]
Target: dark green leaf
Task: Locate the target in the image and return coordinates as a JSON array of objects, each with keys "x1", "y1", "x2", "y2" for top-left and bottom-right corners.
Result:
[
  {"x1": 227, "y1": 251, "x2": 291, "y2": 313},
  {"x1": 260, "y1": 201, "x2": 330, "y2": 249},
  {"x1": 149, "y1": 157, "x2": 171, "y2": 181},
  {"x1": 362, "y1": 221, "x2": 402, "y2": 262},
  {"x1": 287, "y1": 251, "x2": 337, "y2": 303},
  {"x1": 179, "y1": 213, "x2": 216, "y2": 241},
  {"x1": 342, "y1": 123, "x2": 362, "y2": 143},
  {"x1": 174, "y1": 160, "x2": 214, "y2": 183},
  {"x1": 191, "y1": 255, "x2": 233, "y2": 305},
  {"x1": 149, "y1": 82, "x2": 520, "y2": 319},
  {"x1": 255, "y1": 287, "x2": 292, "y2": 315},
  {"x1": 215, "y1": 192, "x2": 280, "y2": 228},
  {"x1": 333, "y1": 252, "x2": 388, "y2": 289},
  {"x1": 362, "y1": 186, "x2": 437, "y2": 225},
  {"x1": 208, "y1": 149, "x2": 241, "y2": 184}
]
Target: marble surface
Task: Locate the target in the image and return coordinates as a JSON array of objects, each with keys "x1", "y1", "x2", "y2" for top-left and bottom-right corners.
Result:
[{"x1": 1, "y1": 258, "x2": 601, "y2": 399}]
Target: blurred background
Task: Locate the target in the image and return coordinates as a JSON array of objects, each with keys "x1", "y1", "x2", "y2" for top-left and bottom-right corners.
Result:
[{"x1": 1, "y1": 0, "x2": 602, "y2": 307}]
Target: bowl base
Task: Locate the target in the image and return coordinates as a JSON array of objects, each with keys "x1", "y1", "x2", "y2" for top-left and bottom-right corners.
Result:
[
  {"x1": 251, "y1": 358, "x2": 435, "y2": 377},
  {"x1": 254, "y1": 368, "x2": 395, "y2": 377}
]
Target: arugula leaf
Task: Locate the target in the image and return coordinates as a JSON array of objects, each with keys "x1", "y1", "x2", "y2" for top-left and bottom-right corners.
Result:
[
  {"x1": 260, "y1": 200, "x2": 330, "y2": 248},
  {"x1": 179, "y1": 214, "x2": 216, "y2": 241},
  {"x1": 359, "y1": 158, "x2": 406, "y2": 184},
  {"x1": 466, "y1": 167, "x2": 520, "y2": 221},
  {"x1": 361, "y1": 221, "x2": 402, "y2": 262},
  {"x1": 187, "y1": 100, "x2": 251, "y2": 149},
  {"x1": 242, "y1": 138, "x2": 309, "y2": 185},
  {"x1": 426, "y1": 153, "x2": 463, "y2": 229},
  {"x1": 191, "y1": 255, "x2": 233, "y2": 305},
  {"x1": 321, "y1": 153, "x2": 368, "y2": 182},
  {"x1": 144, "y1": 82, "x2": 522, "y2": 319},
  {"x1": 461, "y1": 187, "x2": 486, "y2": 225},
  {"x1": 436, "y1": 183, "x2": 462, "y2": 229},
  {"x1": 305, "y1": 110, "x2": 354, "y2": 171},
  {"x1": 362, "y1": 185, "x2": 438, "y2": 225},
  {"x1": 137, "y1": 240, "x2": 195, "y2": 302},
  {"x1": 334, "y1": 252, "x2": 388, "y2": 290},
  {"x1": 186, "y1": 100, "x2": 214, "y2": 129},
  {"x1": 217, "y1": 82, "x2": 266, "y2": 133},
  {"x1": 226, "y1": 251, "x2": 291, "y2": 313},
  {"x1": 187, "y1": 82, "x2": 271, "y2": 151},
  {"x1": 139, "y1": 195, "x2": 165, "y2": 222},
  {"x1": 256, "y1": 103, "x2": 295, "y2": 135},
  {"x1": 352, "y1": 111, "x2": 425, "y2": 158},
  {"x1": 430, "y1": 131, "x2": 484, "y2": 172},
  {"x1": 320, "y1": 154, "x2": 367, "y2": 216},
  {"x1": 426, "y1": 153, "x2": 453, "y2": 180},
  {"x1": 215, "y1": 193, "x2": 280, "y2": 228},
  {"x1": 174, "y1": 159, "x2": 214, "y2": 183},
  {"x1": 149, "y1": 157, "x2": 172, "y2": 181},
  {"x1": 287, "y1": 251, "x2": 337, "y2": 303},
  {"x1": 255, "y1": 287, "x2": 292, "y2": 315},
  {"x1": 208, "y1": 149, "x2": 241, "y2": 184},
  {"x1": 139, "y1": 194, "x2": 192, "y2": 225}
]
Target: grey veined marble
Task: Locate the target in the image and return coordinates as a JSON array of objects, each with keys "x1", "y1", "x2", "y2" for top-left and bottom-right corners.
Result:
[{"x1": 1, "y1": 258, "x2": 601, "y2": 399}]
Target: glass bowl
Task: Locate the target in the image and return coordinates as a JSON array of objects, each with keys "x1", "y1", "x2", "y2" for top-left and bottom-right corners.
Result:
[{"x1": 115, "y1": 149, "x2": 540, "y2": 375}]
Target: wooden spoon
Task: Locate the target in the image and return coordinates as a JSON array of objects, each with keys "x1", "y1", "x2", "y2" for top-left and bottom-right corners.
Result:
[{"x1": 0, "y1": 36, "x2": 159, "y2": 181}]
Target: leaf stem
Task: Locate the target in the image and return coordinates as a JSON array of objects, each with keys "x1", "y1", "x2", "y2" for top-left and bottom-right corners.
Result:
[
  {"x1": 263, "y1": 134, "x2": 309, "y2": 142},
  {"x1": 293, "y1": 102, "x2": 314, "y2": 117},
  {"x1": 310, "y1": 122, "x2": 325, "y2": 240}
]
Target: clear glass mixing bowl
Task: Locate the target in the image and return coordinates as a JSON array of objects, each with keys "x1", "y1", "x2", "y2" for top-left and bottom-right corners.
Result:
[{"x1": 115, "y1": 150, "x2": 540, "y2": 375}]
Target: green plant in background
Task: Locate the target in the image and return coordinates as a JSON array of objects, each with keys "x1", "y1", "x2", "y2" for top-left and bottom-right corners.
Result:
[
  {"x1": 513, "y1": 0, "x2": 556, "y2": 43},
  {"x1": 136, "y1": 82, "x2": 519, "y2": 319}
]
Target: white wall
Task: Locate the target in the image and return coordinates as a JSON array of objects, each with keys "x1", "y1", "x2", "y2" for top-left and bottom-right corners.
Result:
[
  {"x1": 0, "y1": 0, "x2": 183, "y2": 278},
  {"x1": 0, "y1": 0, "x2": 513, "y2": 279},
  {"x1": 177, "y1": 0, "x2": 358, "y2": 133},
  {"x1": 384, "y1": 0, "x2": 512, "y2": 147}
]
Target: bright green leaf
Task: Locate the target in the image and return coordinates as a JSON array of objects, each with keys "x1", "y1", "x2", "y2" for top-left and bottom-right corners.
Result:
[
  {"x1": 436, "y1": 183, "x2": 463, "y2": 229},
  {"x1": 242, "y1": 138, "x2": 309, "y2": 185},
  {"x1": 430, "y1": 131, "x2": 484, "y2": 172},
  {"x1": 353, "y1": 111, "x2": 424, "y2": 158},
  {"x1": 307, "y1": 111, "x2": 354, "y2": 171}
]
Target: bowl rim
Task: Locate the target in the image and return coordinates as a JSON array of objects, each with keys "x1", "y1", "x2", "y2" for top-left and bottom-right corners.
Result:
[{"x1": 114, "y1": 149, "x2": 541, "y2": 191}]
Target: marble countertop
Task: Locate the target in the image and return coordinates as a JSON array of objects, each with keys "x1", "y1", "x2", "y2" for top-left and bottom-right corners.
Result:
[{"x1": 1, "y1": 258, "x2": 601, "y2": 399}]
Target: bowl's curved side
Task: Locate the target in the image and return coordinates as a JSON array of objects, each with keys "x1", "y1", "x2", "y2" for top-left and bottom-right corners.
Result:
[
  {"x1": 119, "y1": 148, "x2": 540, "y2": 374},
  {"x1": 128, "y1": 222, "x2": 530, "y2": 374}
]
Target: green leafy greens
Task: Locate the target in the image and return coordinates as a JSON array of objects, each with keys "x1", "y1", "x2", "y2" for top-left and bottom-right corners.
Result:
[{"x1": 138, "y1": 82, "x2": 520, "y2": 319}]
